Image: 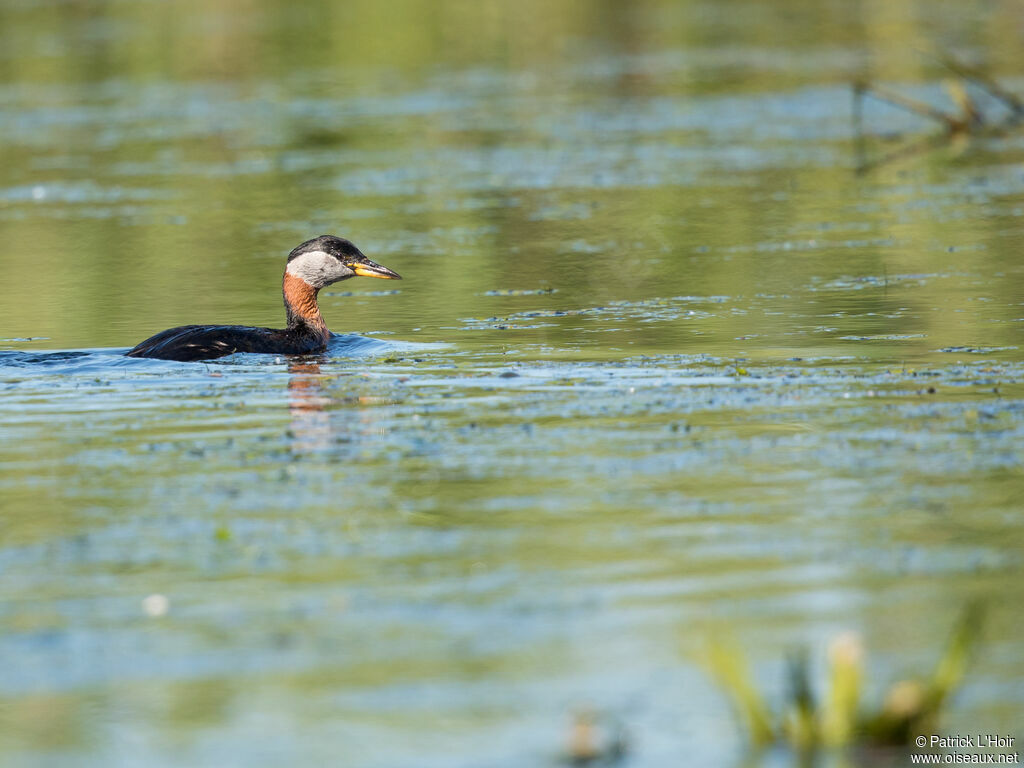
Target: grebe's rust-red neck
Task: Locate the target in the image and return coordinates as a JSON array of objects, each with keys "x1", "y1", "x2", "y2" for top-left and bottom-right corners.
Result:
[{"x1": 282, "y1": 272, "x2": 329, "y2": 339}]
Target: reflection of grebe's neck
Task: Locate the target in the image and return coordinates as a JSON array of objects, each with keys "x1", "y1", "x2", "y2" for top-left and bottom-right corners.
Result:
[
  {"x1": 288, "y1": 360, "x2": 325, "y2": 411},
  {"x1": 287, "y1": 359, "x2": 330, "y2": 451},
  {"x1": 288, "y1": 361, "x2": 322, "y2": 376},
  {"x1": 283, "y1": 273, "x2": 328, "y2": 338}
]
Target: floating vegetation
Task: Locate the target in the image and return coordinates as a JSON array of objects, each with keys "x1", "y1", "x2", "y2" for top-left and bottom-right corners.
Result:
[
  {"x1": 460, "y1": 296, "x2": 723, "y2": 330},
  {"x1": 322, "y1": 289, "x2": 402, "y2": 297},
  {"x1": 705, "y1": 604, "x2": 985, "y2": 757},
  {"x1": 529, "y1": 201, "x2": 595, "y2": 221},
  {"x1": 0, "y1": 181, "x2": 173, "y2": 204},
  {"x1": 808, "y1": 274, "x2": 943, "y2": 292},
  {"x1": 482, "y1": 287, "x2": 558, "y2": 296},
  {"x1": 938, "y1": 346, "x2": 1018, "y2": 355},
  {"x1": 838, "y1": 334, "x2": 927, "y2": 341},
  {"x1": 469, "y1": 322, "x2": 560, "y2": 330}
]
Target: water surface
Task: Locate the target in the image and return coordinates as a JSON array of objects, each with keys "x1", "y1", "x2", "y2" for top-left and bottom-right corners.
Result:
[{"x1": 1, "y1": 1, "x2": 1023, "y2": 766}]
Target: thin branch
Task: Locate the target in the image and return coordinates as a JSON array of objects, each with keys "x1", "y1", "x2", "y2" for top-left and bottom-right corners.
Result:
[
  {"x1": 853, "y1": 80, "x2": 968, "y2": 133},
  {"x1": 855, "y1": 132, "x2": 952, "y2": 176},
  {"x1": 935, "y1": 54, "x2": 1024, "y2": 115}
]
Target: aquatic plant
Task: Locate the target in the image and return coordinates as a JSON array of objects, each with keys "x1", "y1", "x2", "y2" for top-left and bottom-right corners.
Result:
[{"x1": 705, "y1": 604, "x2": 984, "y2": 756}]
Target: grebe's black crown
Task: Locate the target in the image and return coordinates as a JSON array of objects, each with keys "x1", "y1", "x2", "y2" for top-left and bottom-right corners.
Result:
[{"x1": 288, "y1": 235, "x2": 365, "y2": 263}]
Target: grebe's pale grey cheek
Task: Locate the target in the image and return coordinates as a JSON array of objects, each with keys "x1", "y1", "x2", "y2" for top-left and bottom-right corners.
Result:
[{"x1": 285, "y1": 250, "x2": 356, "y2": 288}]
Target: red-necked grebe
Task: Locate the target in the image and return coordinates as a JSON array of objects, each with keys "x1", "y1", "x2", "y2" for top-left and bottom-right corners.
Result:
[{"x1": 126, "y1": 235, "x2": 401, "y2": 362}]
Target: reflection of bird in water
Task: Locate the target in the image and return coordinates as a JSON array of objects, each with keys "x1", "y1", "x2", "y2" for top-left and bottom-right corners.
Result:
[
  {"x1": 287, "y1": 359, "x2": 332, "y2": 452},
  {"x1": 285, "y1": 360, "x2": 399, "y2": 454},
  {"x1": 126, "y1": 235, "x2": 401, "y2": 361}
]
